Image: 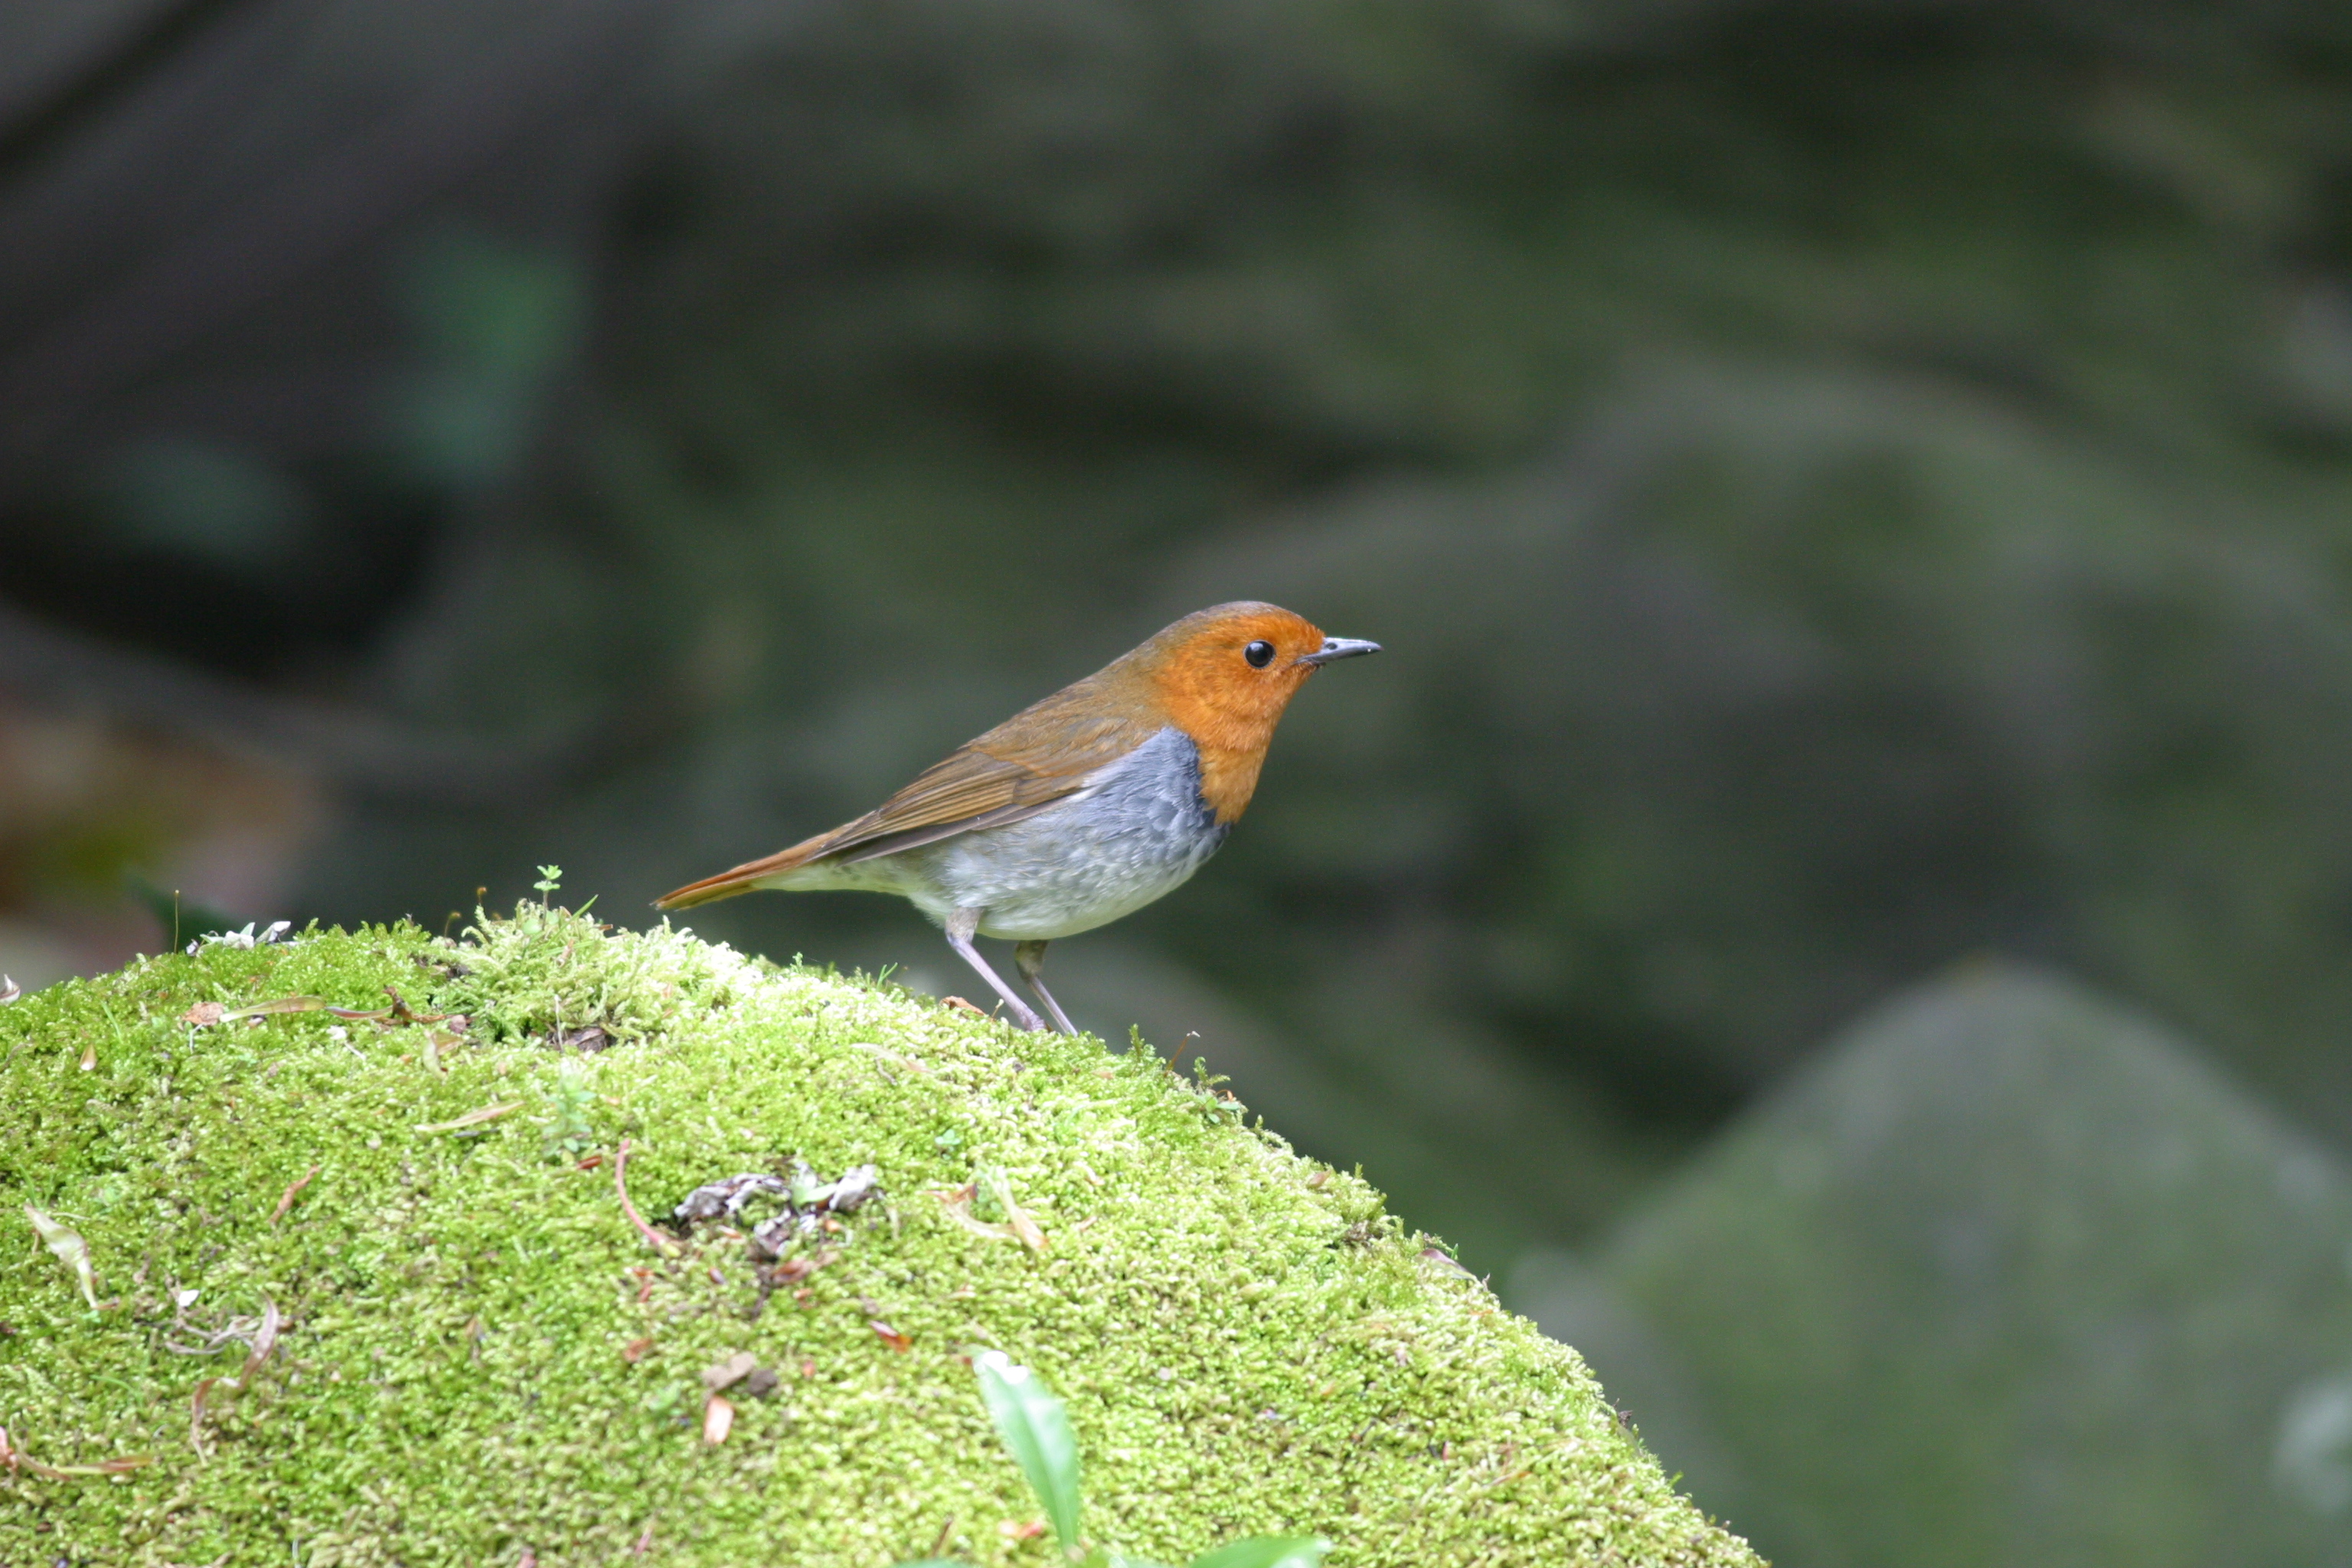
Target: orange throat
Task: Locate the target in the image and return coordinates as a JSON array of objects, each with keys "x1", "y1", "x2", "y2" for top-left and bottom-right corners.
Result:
[
  {"x1": 1152, "y1": 670, "x2": 1313, "y2": 825},
  {"x1": 1192, "y1": 737, "x2": 1272, "y2": 825}
]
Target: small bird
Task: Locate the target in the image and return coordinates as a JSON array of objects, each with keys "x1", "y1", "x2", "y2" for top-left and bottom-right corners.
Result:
[{"x1": 656, "y1": 602, "x2": 1380, "y2": 1034}]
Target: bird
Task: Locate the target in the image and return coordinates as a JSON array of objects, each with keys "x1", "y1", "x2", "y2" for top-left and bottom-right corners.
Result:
[{"x1": 655, "y1": 602, "x2": 1380, "y2": 1034}]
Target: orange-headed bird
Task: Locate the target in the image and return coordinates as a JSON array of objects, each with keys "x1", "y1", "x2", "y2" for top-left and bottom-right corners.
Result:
[{"x1": 657, "y1": 603, "x2": 1380, "y2": 1034}]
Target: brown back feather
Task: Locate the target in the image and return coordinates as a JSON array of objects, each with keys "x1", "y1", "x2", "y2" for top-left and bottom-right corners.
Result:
[{"x1": 653, "y1": 665, "x2": 1166, "y2": 910}]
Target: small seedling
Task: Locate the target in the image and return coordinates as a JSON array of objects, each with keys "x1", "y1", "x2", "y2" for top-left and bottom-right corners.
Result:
[
  {"x1": 897, "y1": 1351, "x2": 1329, "y2": 1568},
  {"x1": 538, "y1": 1059, "x2": 599, "y2": 1161}
]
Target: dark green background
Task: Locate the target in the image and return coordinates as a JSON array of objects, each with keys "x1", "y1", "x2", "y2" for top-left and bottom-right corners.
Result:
[{"x1": 7, "y1": 2, "x2": 2352, "y2": 1560}]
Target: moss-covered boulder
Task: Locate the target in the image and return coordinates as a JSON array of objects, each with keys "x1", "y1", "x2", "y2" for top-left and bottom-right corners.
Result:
[
  {"x1": 1521, "y1": 964, "x2": 2352, "y2": 1567},
  {"x1": 0, "y1": 903, "x2": 1753, "y2": 1566}
]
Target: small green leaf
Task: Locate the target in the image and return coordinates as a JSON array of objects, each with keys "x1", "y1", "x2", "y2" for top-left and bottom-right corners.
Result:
[
  {"x1": 887, "y1": 1561, "x2": 970, "y2": 1567},
  {"x1": 973, "y1": 1350, "x2": 1083, "y2": 1550},
  {"x1": 1186, "y1": 1539, "x2": 1331, "y2": 1568}
]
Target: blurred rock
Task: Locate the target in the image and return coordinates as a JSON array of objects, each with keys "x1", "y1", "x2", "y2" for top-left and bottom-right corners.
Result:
[{"x1": 1522, "y1": 963, "x2": 2352, "y2": 1567}]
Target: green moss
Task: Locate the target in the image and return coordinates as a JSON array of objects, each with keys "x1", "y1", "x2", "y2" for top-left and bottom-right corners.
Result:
[{"x1": 0, "y1": 905, "x2": 1755, "y2": 1566}]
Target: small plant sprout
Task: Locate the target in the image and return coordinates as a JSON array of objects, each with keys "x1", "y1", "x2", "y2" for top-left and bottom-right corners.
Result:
[
  {"x1": 900, "y1": 1352, "x2": 1331, "y2": 1568},
  {"x1": 534, "y1": 865, "x2": 563, "y2": 903},
  {"x1": 975, "y1": 1351, "x2": 1083, "y2": 1552},
  {"x1": 538, "y1": 1058, "x2": 599, "y2": 1161}
]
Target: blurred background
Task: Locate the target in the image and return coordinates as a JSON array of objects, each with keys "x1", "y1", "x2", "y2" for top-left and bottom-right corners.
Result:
[{"x1": 5, "y1": 0, "x2": 2352, "y2": 1560}]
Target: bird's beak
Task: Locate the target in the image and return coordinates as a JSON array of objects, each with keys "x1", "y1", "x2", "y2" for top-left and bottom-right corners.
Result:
[{"x1": 1298, "y1": 636, "x2": 1382, "y2": 665}]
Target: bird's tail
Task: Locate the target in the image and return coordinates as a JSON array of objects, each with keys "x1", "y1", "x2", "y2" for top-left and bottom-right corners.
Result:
[{"x1": 653, "y1": 831, "x2": 836, "y2": 910}]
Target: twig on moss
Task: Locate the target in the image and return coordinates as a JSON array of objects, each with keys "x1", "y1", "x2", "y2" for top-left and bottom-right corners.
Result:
[
  {"x1": 270, "y1": 1165, "x2": 321, "y2": 1226},
  {"x1": 613, "y1": 1139, "x2": 676, "y2": 1256},
  {"x1": 189, "y1": 1298, "x2": 281, "y2": 1461},
  {"x1": 413, "y1": 1101, "x2": 522, "y2": 1135},
  {"x1": 0, "y1": 1424, "x2": 152, "y2": 1479}
]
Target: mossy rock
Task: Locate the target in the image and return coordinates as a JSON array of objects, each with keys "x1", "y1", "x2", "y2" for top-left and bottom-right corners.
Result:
[
  {"x1": 0, "y1": 905, "x2": 1753, "y2": 1566},
  {"x1": 1534, "y1": 964, "x2": 2352, "y2": 1568}
]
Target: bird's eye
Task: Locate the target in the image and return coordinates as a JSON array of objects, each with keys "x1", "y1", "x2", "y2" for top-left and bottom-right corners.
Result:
[{"x1": 1244, "y1": 639, "x2": 1276, "y2": 668}]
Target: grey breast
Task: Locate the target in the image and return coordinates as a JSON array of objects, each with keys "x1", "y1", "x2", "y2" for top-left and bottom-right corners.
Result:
[{"x1": 916, "y1": 724, "x2": 1232, "y2": 940}]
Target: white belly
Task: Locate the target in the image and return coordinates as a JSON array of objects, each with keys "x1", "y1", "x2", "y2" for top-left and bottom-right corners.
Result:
[{"x1": 794, "y1": 726, "x2": 1230, "y2": 940}]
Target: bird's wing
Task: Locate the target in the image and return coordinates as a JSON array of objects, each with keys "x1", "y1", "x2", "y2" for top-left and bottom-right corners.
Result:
[{"x1": 654, "y1": 690, "x2": 1158, "y2": 910}]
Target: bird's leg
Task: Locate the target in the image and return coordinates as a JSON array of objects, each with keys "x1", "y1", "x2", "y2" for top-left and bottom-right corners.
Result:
[
  {"x1": 944, "y1": 908, "x2": 1046, "y2": 1032},
  {"x1": 1013, "y1": 940, "x2": 1078, "y2": 1037}
]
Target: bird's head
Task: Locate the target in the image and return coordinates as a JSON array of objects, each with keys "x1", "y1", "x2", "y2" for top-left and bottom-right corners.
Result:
[{"x1": 1136, "y1": 600, "x2": 1380, "y2": 759}]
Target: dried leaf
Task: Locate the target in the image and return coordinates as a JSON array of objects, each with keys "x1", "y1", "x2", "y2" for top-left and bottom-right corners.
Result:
[
  {"x1": 24, "y1": 1204, "x2": 97, "y2": 1308},
  {"x1": 237, "y1": 1298, "x2": 282, "y2": 1387},
  {"x1": 179, "y1": 1001, "x2": 227, "y2": 1027},
  {"x1": 553, "y1": 1024, "x2": 611, "y2": 1054},
  {"x1": 612, "y1": 1139, "x2": 678, "y2": 1256},
  {"x1": 941, "y1": 996, "x2": 987, "y2": 1018},
  {"x1": 621, "y1": 1338, "x2": 654, "y2": 1364},
  {"x1": 219, "y1": 995, "x2": 328, "y2": 1021},
  {"x1": 270, "y1": 1166, "x2": 321, "y2": 1226},
  {"x1": 688, "y1": 1161, "x2": 884, "y2": 1259},
  {"x1": 701, "y1": 1351, "x2": 757, "y2": 1391},
  {"x1": 701, "y1": 1392, "x2": 735, "y2": 1445},
  {"x1": 380, "y1": 985, "x2": 446, "y2": 1024},
  {"x1": 936, "y1": 1196, "x2": 1018, "y2": 1245},
  {"x1": 191, "y1": 1298, "x2": 284, "y2": 1455},
  {"x1": 1417, "y1": 1246, "x2": 1479, "y2": 1282},
  {"x1": 189, "y1": 1377, "x2": 219, "y2": 1458},
  {"x1": 0, "y1": 975, "x2": 19, "y2": 1004},
  {"x1": 413, "y1": 1101, "x2": 524, "y2": 1134},
  {"x1": 982, "y1": 1168, "x2": 1049, "y2": 1254},
  {"x1": 871, "y1": 1321, "x2": 913, "y2": 1353},
  {"x1": 671, "y1": 1174, "x2": 788, "y2": 1226},
  {"x1": 822, "y1": 1164, "x2": 883, "y2": 1214},
  {"x1": 0, "y1": 1425, "x2": 153, "y2": 1480}
]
